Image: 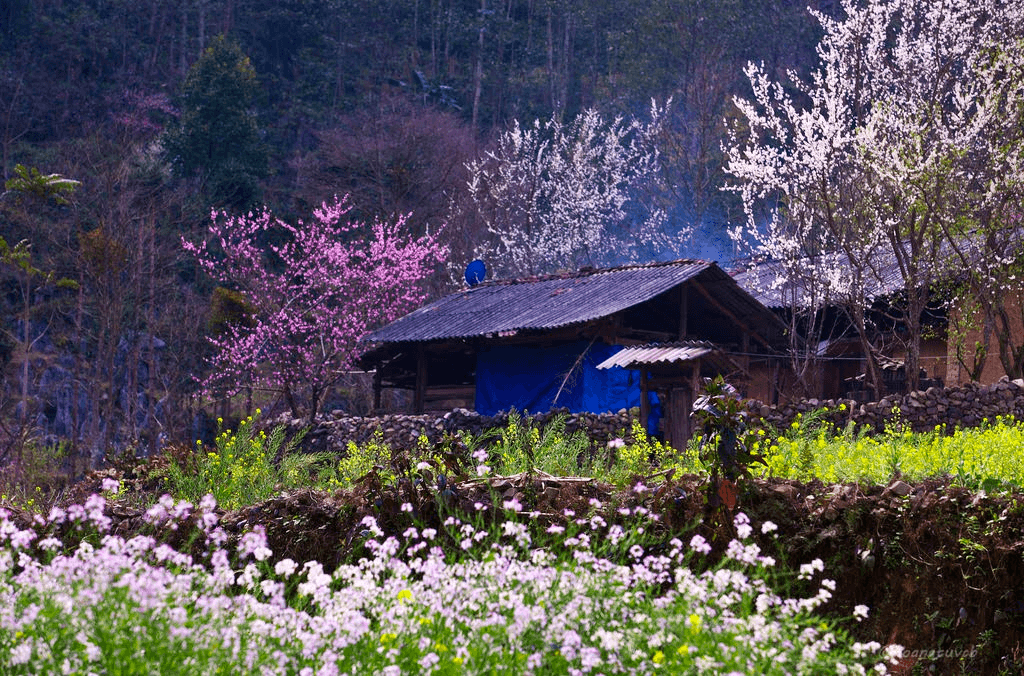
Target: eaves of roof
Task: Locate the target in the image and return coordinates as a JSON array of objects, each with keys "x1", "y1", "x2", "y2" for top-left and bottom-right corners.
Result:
[{"x1": 731, "y1": 250, "x2": 913, "y2": 310}]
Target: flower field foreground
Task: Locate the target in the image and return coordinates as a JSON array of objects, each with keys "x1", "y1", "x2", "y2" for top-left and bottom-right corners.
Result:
[{"x1": 0, "y1": 494, "x2": 901, "y2": 675}]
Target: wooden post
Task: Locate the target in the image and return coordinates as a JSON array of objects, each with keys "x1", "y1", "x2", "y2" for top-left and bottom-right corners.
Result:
[
  {"x1": 771, "y1": 358, "x2": 780, "y2": 405},
  {"x1": 691, "y1": 357, "x2": 702, "y2": 406},
  {"x1": 662, "y1": 389, "x2": 674, "y2": 449},
  {"x1": 668, "y1": 385, "x2": 692, "y2": 451},
  {"x1": 689, "y1": 357, "x2": 702, "y2": 445},
  {"x1": 740, "y1": 333, "x2": 750, "y2": 396},
  {"x1": 373, "y1": 368, "x2": 382, "y2": 411},
  {"x1": 679, "y1": 286, "x2": 688, "y2": 340},
  {"x1": 414, "y1": 345, "x2": 427, "y2": 414}
]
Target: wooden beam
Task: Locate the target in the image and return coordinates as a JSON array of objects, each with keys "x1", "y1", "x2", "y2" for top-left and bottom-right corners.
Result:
[
  {"x1": 423, "y1": 385, "x2": 476, "y2": 399},
  {"x1": 691, "y1": 282, "x2": 773, "y2": 350},
  {"x1": 616, "y1": 328, "x2": 675, "y2": 342}
]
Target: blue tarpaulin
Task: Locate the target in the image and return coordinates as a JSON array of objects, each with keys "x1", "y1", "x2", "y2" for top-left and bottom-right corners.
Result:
[{"x1": 475, "y1": 341, "x2": 642, "y2": 416}]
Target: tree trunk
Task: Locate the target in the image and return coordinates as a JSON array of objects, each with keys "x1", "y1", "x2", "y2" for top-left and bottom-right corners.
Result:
[
  {"x1": 180, "y1": 0, "x2": 188, "y2": 75},
  {"x1": 19, "y1": 275, "x2": 30, "y2": 423},
  {"x1": 546, "y1": 7, "x2": 556, "y2": 113},
  {"x1": 197, "y1": 0, "x2": 206, "y2": 55},
  {"x1": 994, "y1": 299, "x2": 1024, "y2": 380},
  {"x1": 306, "y1": 387, "x2": 321, "y2": 426},
  {"x1": 471, "y1": 0, "x2": 486, "y2": 132},
  {"x1": 558, "y1": 9, "x2": 571, "y2": 119},
  {"x1": 284, "y1": 385, "x2": 300, "y2": 419},
  {"x1": 847, "y1": 303, "x2": 883, "y2": 398}
]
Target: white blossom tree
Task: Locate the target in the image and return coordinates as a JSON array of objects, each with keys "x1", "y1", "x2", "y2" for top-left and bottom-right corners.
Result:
[
  {"x1": 466, "y1": 102, "x2": 681, "y2": 277},
  {"x1": 937, "y1": 39, "x2": 1024, "y2": 379},
  {"x1": 726, "y1": 0, "x2": 1024, "y2": 394}
]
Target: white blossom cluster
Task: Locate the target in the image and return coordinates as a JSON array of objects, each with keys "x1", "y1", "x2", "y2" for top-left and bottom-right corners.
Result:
[
  {"x1": 466, "y1": 101, "x2": 684, "y2": 277},
  {"x1": 725, "y1": 0, "x2": 1024, "y2": 379}
]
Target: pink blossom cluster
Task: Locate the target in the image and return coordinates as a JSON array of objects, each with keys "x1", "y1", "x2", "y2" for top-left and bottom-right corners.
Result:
[{"x1": 183, "y1": 196, "x2": 447, "y2": 418}]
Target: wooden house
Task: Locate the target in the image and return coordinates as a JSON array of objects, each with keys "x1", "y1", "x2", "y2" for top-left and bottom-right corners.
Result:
[
  {"x1": 359, "y1": 260, "x2": 789, "y2": 450},
  {"x1": 731, "y1": 255, "x2": 948, "y2": 400}
]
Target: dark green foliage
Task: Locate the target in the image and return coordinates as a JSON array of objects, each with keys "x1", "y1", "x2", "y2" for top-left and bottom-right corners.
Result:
[
  {"x1": 693, "y1": 376, "x2": 763, "y2": 482},
  {"x1": 161, "y1": 36, "x2": 267, "y2": 211},
  {"x1": 207, "y1": 287, "x2": 255, "y2": 336}
]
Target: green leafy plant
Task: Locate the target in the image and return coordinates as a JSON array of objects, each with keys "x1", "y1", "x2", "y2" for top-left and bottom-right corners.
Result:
[
  {"x1": 759, "y1": 413, "x2": 1024, "y2": 490},
  {"x1": 692, "y1": 377, "x2": 763, "y2": 483},
  {"x1": 164, "y1": 412, "x2": 306, "y2": 510},
  {"x1": 487, "y1": 412, "x2": 590, "y2": 477},
  {"x1": 338, "y1": 430, "x2": 394, "y2": 487}
]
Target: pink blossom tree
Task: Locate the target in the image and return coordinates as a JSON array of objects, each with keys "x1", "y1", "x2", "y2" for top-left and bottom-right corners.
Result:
[{"x1": 183, "y1": 197, "x2": 447, "y2": 422}]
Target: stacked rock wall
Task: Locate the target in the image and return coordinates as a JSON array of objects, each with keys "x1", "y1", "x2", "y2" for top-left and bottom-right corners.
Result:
[
  {"x1": 276, "y1": 378, "x2": 1024, "y2": 454},
  {"x1": 273, "y1": 407, "x2": 638, "y2": 454},
  {"x1": 747, "y1": 377, "x2": 1024, "y2": 434}
]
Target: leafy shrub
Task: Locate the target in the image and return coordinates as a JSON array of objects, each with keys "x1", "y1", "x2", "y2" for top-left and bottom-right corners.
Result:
[
  {"x1": 338, "y1": 430, "x2": 394, "y2": 487},
  {"x1": 487, "y1": 411, "x2": 590, "y2": 477},
  {"x1": 165, "y1": 412, "x2": 309, "y2": 510}
]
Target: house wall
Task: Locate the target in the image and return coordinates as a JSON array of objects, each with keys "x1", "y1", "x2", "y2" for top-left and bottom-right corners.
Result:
[
  {"x1": 746, "y1": 358, "x2": 794, "y2": 403},
  {"x1": 773, "y1": 336, "x2": 949, "y2": 402},
  {"x1": 474, "y1": 341, "x2": 641, "y2": 415},
  {"x1": 946, "y1": 294, "x2": 1024, "y2": 387},
  {"x1": 919, "y1": 338, "x2": 949, "y2": 384}
]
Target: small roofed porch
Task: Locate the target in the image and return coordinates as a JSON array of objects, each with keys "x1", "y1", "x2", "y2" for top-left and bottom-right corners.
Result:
[{"x1": 596, "y1": 341, "x2": 745, "y2": 451}]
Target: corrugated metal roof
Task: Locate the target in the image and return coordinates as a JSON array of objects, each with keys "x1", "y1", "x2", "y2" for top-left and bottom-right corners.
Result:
[
  {"x1": 596, "y1": 341, "x2": 719, "y2": 369},
  {"x1": 364, "y1": 260, "x2": 715, "y2": 343}
]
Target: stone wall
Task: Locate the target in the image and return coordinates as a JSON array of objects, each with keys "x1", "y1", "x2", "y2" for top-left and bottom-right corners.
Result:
[
  {"x1": 275, "y1": 378, "x2": 1024, "y2": 455},
  {"x1": 747, "y1": 377, "x2": 1024, "y2": 434},
  {"x1": 273, "y1": 407, "x2": 638, "y2": 454}
]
